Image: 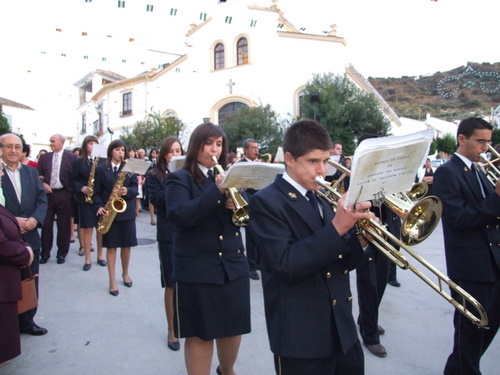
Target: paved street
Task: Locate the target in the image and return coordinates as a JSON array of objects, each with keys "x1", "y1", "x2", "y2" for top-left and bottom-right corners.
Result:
[{"x1": 1, "y1": 212, "x2": 499, "y2": 375}]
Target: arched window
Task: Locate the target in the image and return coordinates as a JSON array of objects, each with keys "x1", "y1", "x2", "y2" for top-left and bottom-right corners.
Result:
[
  {"x1": 237, "y1": 38, "x2": 248, "y2": 65},
  {"x1": 218, "y1": 102, "x2": 247, "y2": 126},
  {"x1": 214, "y1": 43, "x2": 225, "y2": 70}
]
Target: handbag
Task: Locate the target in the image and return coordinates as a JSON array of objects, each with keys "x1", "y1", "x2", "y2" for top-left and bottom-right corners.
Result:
[{"x1": 17, "y1": 267, "x2": 38, "y2": 314}]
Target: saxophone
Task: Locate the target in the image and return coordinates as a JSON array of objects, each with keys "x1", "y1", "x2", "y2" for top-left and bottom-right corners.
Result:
[
  {"x1": 85, "y1": 157, "x2": 99, "y2": 204},
  {"x1": 97, "y1": 168, "x2": 128, "y2": 234}
]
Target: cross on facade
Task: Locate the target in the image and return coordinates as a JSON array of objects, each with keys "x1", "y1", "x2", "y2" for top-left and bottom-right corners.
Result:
[{"x1": 226, "y1": 79, "x2": 235, "y2": 94}]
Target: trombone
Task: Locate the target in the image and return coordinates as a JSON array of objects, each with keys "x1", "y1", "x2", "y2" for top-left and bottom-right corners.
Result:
[
  {"x1": 212, "y1": 156, "x2": 250, "y2": 227},
  {"x1": 478, "y1": 144, "x2": 500, "y2": 185},
  {"x1": 315, "y1": 159, "x2": 489, "y2": 328}
]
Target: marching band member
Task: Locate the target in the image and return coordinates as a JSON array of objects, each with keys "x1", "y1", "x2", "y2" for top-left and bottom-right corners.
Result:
[
  {"x1": 249, "y1": 120, "x2": 375, "y2": 375},
  {"x1": 72, "y1": 135, "x2": 106, "y2": 271},
  {"x1": 93, "y1": 140, "x2": 138, "y2": 296},
  {"x1": 147, "y1": 136, "x2": 184, "y2": 351},
  {"x1": 165, "y1": 122, "x2": 250, "y2": 375}
]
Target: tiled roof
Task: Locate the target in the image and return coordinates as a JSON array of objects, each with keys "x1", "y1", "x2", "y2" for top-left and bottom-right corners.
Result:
[{"x1": 0, "y1": 97, "x2": 34, "y2": 110}]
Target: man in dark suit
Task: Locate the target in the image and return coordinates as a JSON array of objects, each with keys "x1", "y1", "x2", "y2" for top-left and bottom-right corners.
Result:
[
  {"x1": 1, "y1": 134, "x2": 48, "y2": 336},
  {"x1": 249, "y1": 120, "x2": 375, "y2": 375},
  {"x1": 434, "y1": 117, "x2": 500, "y2": 375},
  {"x1": 37, "y1": 134, "x2": 77, "y2": 264},
  {"x1": 238, "y1": 138, "x2": 261, "y2": 280}
]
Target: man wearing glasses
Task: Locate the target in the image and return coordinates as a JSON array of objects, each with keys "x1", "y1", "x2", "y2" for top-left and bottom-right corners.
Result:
[{"x1": 434, "y1": 117, "x2": 500, "y2": 375}]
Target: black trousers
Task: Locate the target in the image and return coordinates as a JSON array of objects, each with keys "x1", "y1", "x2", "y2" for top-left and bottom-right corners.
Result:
[
  {"x1": 274, "y1": 341, "x2": 364, "y2": 375},
  {"x1": 443, "y1": 278, "x2": 500, "y2": 375}
]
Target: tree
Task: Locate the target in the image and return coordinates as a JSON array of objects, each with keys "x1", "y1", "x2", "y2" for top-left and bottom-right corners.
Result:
[
  {"x1": 301, "y1": 73, "x2": 392, "y2": 155},
  {"x1": 0, "y1": 104, "x2": 11, "y2": 135},
  {"x1": 222, "y1": 104, "x2": 289, "y2": 157},
  {"x1": 435, "y1": 133, "x2": 457, "y2": 156},
  {"x1": 120, "y1": 109, "x2": 185, "y2": 151}
]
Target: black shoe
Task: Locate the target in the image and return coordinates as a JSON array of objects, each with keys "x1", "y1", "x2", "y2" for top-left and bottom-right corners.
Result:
[
  {"x1": 364, "y1": 342, "x2": 387, "y2": 358},
  {"x1": 151, "y1": 221, "x2": 156, "y2": 226},
  {"x1": 56, "y1": 256, "x2": 65, "y2": 264},
  {"x1": 124, "y1": 280, "x2": 133, "y2": 288},
  {"x1": 21, "y1": 324, "x2": 48, "y2": 336},
  {"x1": 388, "y1": 279, "x2": 401, "y2": 287},
  {"x1": 83, "y1": 263, "x2": 91, "y2": 271},
  {"x1": 40, "y1": 256, "x2": 49, "y2": 264},
  {"x1": 249, "y1": 270, "x2": 260, "y2": 280},
  {"x1": 78, "y1": 247, "x2": 85, "y2": 256},
  {"x1": 216, "y1": 366, "x2": 223, "y2": 375},
  {"x1": 377, "y1": 325, "x2": 385, "y2": 335},
  {"x1": 109, "y1": 290, "x2": 119, "y2": 296},
  {"x1": 97, "y1": 259, "x2": 107, "y2": 267},
  {"x1": 167, "y1": 340, "x2": 180, "y2": 351}
]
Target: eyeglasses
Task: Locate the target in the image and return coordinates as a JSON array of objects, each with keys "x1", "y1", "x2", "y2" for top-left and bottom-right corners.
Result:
[{"x1": 468, "y1": 138, "x2": 492, "y2": 146}]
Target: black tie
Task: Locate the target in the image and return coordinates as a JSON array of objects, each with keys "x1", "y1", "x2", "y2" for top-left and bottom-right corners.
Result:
[
  {"x1": 471, "y1": 164, "x2": 485, "y2": 198},
  {"x1": 306, "y1": 191, "x2": 321, "y2": 218},
  {"x1": 113, "y1": 166, "x2": 118, "y2": 177},
  {"x1": 207, "y1": 169, "x2": 214, "y2": 182},
  {"x1": 88, "y1": 157, "x2": 93, "y2": 166}
]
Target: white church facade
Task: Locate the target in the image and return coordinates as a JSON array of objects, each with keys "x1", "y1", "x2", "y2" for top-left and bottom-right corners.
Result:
[{"x1": 73, "y1": 1, "x2": 420, "y2": 150}]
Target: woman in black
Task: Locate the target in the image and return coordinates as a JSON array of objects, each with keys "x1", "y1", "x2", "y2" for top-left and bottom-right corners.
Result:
[
  {"x1": 165, "y1": 123, "x2": 250, "y2": 375},
  {"x1": 72, "y1": 135, "x2": 106, "y2": 270},
  {"x1": 94, "y1": 140, "x2": 138, "y2": 296},
  {"x1": 147, "y1": 137, "x2": 184, "y2": 351}
]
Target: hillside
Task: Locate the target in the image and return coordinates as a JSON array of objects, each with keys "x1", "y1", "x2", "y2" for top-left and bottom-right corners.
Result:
[{"x1": 368, "y1": 62, "x2": 500, "y2": 122}]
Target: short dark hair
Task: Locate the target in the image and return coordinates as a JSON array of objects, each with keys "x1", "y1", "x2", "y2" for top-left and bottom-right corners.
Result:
[
  {"x1": 457, "y1": 117, "x2": 493, "y2": 141},
  {"x1": 184, "y1": 122, "x2": 228, "y2": 182},
  {"x1": 283, "y1": 119, "x2": 332, "y2": 159},
  {"x1": 243, "y1": 138, "x2": 257, "y2": 148}
]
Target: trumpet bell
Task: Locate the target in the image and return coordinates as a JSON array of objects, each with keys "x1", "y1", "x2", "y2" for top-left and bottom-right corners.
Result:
[
  {"x1": 407, "y1": 182, "x2": 428, "y2": 201},
  {"x1": 401, "y1": 195, "x2": 442, "y2": 245}
]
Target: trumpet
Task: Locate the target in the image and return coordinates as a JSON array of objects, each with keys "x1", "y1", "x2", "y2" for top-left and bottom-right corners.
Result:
[
  {"x1": 212, "y1": 156, "x2": 250, "y2": 227},
  {"x1": 315, "y1": 160, "x2": 489, "y2": 328}
]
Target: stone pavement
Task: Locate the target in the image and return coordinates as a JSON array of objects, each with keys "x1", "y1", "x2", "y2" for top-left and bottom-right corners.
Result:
[{"x1": 1, "y1": 213, "x2": 499, "y2": 375}]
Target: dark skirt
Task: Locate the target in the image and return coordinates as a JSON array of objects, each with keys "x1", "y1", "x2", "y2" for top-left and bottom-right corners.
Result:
[
  {"x1": 103, "y1": 220, "x2": 137, "y2": 248},
  {"x1": 78, "y1": 201, "x2": 98, "y2": 228},
  {"x1": 174, "y1": 276, "x2": 251, "y2": 341},
  {"x1": 0, "y1": 302, "x2": 21, "y2": 362},
  {"x1": 158, "y1": 241, "x2": 174, "y2": 288}
]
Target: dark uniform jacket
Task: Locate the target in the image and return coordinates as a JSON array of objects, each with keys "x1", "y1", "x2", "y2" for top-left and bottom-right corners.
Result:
[
  {"x1": 434, "y1": 154, "x2": 500, "y2": 282},
  {"x1": 165, "y1": 168, "x2": 248, "y2": 285},
  {"x1": 249, "y1": 174, "x2": 369, "y2": 358}
]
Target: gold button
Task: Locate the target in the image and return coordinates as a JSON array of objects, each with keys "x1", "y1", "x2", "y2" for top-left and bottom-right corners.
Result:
[
  {"x1": 219, "y1": 235, "x2": 223, "y2": 240},
  {"x1": 326, "y1": 272, "x2": 331, "y2": 278},
  {"x1": 218, "y1": 252, "x2": 222, "y2": 257},
  {"x1": 486, "y1": 225, "x2": 490, "y2": 229},
  {"x1": 332, "y1": 300, "x2": 337, "y2": 306},
  {"x1": 489, "y1": 243, "x2": 493, "y2": 247},
  {"x1": 344, "y1": 270, "x2": 348, "y2": 275},
  {"x1": 235, "y1": 232, "x2": 239, "y2": 237},
  {"x1": 368, "y1": 257, "x2": 373, "y2": 261},
  {"x1": 217, "y1": 200, "x2": 222, "y2": 204},
  {"x1": 347, "y1": 296, "x2": 353, "y2": 302},
  {"x1": 338, "y1": 254, "x2": 343, "y2": 259},
  {"x1": 237, "y1": 250, "x2": 241, "y2": 254}
]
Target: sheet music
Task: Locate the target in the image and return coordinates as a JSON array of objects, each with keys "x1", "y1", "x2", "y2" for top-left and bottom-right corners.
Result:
[
  {"x1": 122, "y1": 158, "x2": 151, "y2": 175},
  {"x1": 91, "y1": 144, "x2": 107, "y2": 158},
  {"x1": 221, "y1": 162, "x2": 284, "y2": 190},
  {"x1": 345, "y1": 130, "x2": 433, "y2": 207},
  {"x1": 168, "y1": 155, "x2": 186, "y2": 172},
  {"x1": 326, "y1": 154, "x2": 340, "y2": 176}
]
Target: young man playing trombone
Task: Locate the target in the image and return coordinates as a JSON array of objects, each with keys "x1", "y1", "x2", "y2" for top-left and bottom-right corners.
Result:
[{"x1": 249, "y1": 119, "x2": 375, "y2": 375}]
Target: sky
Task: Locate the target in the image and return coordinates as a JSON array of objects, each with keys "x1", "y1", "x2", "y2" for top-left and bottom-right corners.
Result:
[{"x1": 0, "y1": 0, "x2": 498, "y2": 130}]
